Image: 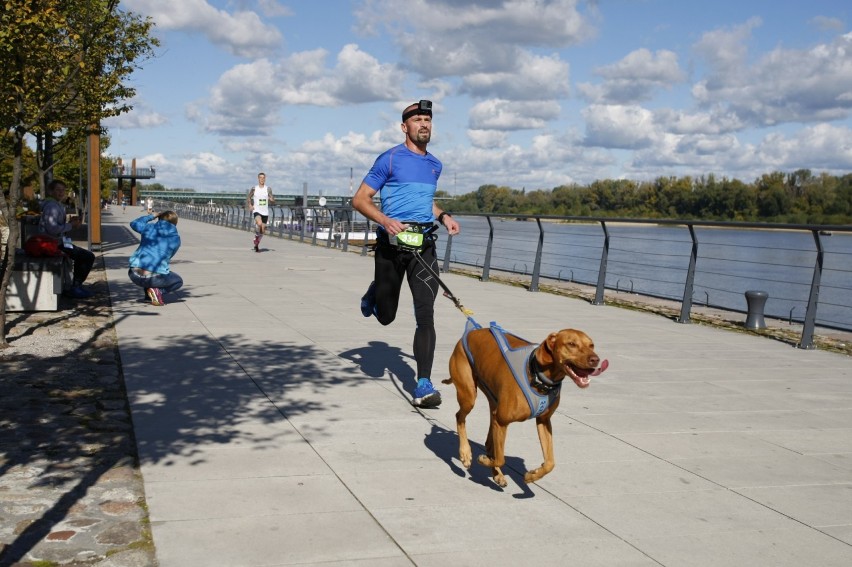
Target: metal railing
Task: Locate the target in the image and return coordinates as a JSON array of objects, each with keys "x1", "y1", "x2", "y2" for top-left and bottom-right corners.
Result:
[
  {"x1": 438, "y1": 213, "x2": 852, "y2": 349},
  {"x1": 158, "y1": 200, "x2": 852, "y2": 349}
]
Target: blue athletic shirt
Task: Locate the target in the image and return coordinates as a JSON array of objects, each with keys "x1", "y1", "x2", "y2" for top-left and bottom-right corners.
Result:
[{"x1": 362, "y1": 143, "x2": 442, "y2": 224}]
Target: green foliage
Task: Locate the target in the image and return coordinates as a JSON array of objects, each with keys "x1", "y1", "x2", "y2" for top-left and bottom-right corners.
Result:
[
  {"x1": 0, "y1": 0, "x2": 158, "y2": 348},
  {"x1": 446, "y1": 171, "x2": 852, "y2": 224}
]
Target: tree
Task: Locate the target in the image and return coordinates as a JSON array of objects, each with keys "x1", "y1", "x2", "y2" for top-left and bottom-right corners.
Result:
[
  {"x1": 0, "y1": 0, "x2": 158, "y2": 348},
  {"x1": 755, "y1": 172, "x2": 793, "y2": 220}
]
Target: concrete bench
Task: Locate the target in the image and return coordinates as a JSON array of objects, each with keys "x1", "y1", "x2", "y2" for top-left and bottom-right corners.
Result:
[{"x1": 4, "y1": 253, "x2": 68, "y2": 312}]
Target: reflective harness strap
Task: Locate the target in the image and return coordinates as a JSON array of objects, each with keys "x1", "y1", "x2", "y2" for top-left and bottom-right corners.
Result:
[{"x1": 460, "y1": 319, "x2": 560, "y2": 419}]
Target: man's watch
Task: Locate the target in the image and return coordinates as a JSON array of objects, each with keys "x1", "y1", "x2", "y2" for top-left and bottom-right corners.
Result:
[{"x1": 438, "y1": 211, "x2": 451, "y2": 225}]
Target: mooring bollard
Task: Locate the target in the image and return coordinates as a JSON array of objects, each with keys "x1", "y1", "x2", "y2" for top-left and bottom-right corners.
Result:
[{"x1": 744, "y1": 290, "x2": 768, "y2": 329}]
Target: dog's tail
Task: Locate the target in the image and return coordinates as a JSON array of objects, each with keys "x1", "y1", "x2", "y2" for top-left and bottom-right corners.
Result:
[{"x1": 441, "y1": 377, "x2": 453, "y2": 385}]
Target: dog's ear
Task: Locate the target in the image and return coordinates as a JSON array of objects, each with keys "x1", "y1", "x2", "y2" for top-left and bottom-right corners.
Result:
[{"x1": 539, "y1": 332, "x2": 558, "y2": 366}]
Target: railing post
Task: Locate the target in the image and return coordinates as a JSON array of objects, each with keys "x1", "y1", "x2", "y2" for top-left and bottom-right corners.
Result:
[
  {"x1": 275, "y1": 206, "x2": 284, "y2": 237},
  {"x1": 442, "y1": 232, "x2": 453, "y2": 273},
  {"x1": 678, "y1": 224, "x2": 698, "y2": 323},
  {"x1": 361, "y1": 220, "x2": 371, "y2": 256},
  {"x1": 326, "y1": 210, "x2": 334, "y2": 248},
  {"x1": 311, "y1": 208, "x2": 319, "y2": 246},
  {"x1": 798, "y1": 230, "x2": 824, "y2": 349},
  {"x1": 481, "y1": 216, "x2": 494, "y2": 282},
  {"x1": 342, "y1": 209, "x2": 350, "y2": 252},
  {"x1": 286, "y1": 207, "x2": 295, "y2": 240},
  {"x1": 593, "y1": 221, "x2": 610, "y2": 305},
  {"x1": 529, "y1": 218, "x2": 544, "y2": 292}
]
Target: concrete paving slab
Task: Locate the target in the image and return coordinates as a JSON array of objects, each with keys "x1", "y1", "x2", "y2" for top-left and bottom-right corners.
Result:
[
  {"x1": 150, "y1": 511, "x2": 405, "y2": 567},
  {"x1": 535, "y1": 458, "x2": 720, "y2": 497},
  {"x1": 738, "y1": 483, "x2": 852, "y2": 527},
  {"x1": 369, "y1": 500, "x2": 617, "y2": 555},
  {"x1": 824, "y1": 525, "x2": 852, "y2": 545},
  {"x1": 147, "y1": 474, "x2": 364, "y2": 521},
  {"x1": 672, "y1": 452, "x2": 852, "y2": 488},
  {"x1": 574, "y1": 408, "x2": 850, "y2": 435},
  {"x1": 630, "y1": 526, "x2": 852, "y2": 567},
  {"x1": 568, "y1": 488, "x2": 797, "y2": 539},
  {"x1": 411, "y1": 539, "x2": 660, "y2": 567},
  {"x1": 139, "y1": 441, "x2": 331, "y2": 482},
  {"x1": 612, "y1": 431, "x2": 796, "y2": 460}
]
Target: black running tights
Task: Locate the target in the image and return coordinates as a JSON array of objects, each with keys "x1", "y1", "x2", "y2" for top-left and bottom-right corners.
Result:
[{"x1": 372, "y1": 243, "x2": 439, "y2": 379}]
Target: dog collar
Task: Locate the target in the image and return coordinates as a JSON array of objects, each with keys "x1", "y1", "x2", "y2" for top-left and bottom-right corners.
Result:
[{"x1": 528, "y1": 348, "x2": 558, "y2": 393}]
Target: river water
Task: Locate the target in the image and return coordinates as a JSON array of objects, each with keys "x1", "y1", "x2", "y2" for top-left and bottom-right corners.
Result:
[{"x1": 432, "y1": 217, "x2": 852, "y2": 331}]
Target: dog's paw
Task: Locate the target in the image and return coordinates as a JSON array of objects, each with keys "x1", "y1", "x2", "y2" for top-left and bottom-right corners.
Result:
[
  {"x1": 460, "y1": 449, "x2": 472, "y2": 469},
  {"x1": 477, "y1": 454, "x2": 494, "y2": 467},
  {"x1": 493, "y1": 472, "x2": 508, "y2": 488},
  {"x1": 524, "y1": 463, "x2": 553, "y2": 484}
]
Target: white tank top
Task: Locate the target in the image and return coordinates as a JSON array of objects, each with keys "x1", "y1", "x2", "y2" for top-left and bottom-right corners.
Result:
[{"x1": 252, "y1": 186, "x2": 271, "y2": 215}]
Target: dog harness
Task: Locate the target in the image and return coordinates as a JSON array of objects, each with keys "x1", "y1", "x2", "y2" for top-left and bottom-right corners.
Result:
[{"x1": 461, "y1": 319, "x2": 561, "y2": 419}]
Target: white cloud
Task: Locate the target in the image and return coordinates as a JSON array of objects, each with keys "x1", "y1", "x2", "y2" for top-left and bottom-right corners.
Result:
[
  {"x1": 461, "y1": 51, "x2": 571, "y2": 100},
  {"x1": 654, "y1": 108, "x2": 744, "y2": 135},
  {"x1": 693, "y1": 23, "x2": 852, "y2": 126},
  {"x1": 104, "y1": 106, "x2": 168, "y2": 130},
  {"x1": 122, "y1": 0, "x2": 283, "y2": 58},
  {"x1": 810, "y1": 15, "x2": 845, "y2": 33},
  {"x1": 357, "y1": 0, "x2": 591, "y2": 81},
  {"x1": 693, "y1": 17, "x2": 761, "y2": 74},
  {"x1": 578, "y1": 48, "x2": 686, "y2": 104},
  {"x1": 583, "y1": 104, "x2": 657, "y2": 149},
  {"x1": 758, "y1": 123, "x2": 852, "y2": 170},
  {"x1": 255, "y1": 0, "x2": 293, "y2": 18},
  {"x1": 202, "y1": 45, "x2": 401, "y2": 135},
  {"x1": 469, "y1": 99, "x2": 561, "y2": 131},
  {"x1": 467, "y1": 129, "x2": 508, "y2": 149}
]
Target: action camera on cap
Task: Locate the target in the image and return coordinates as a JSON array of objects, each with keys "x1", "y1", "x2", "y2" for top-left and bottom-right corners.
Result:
[{"x1": 402, "y1": 100, "x2": 433, "y2": 122}]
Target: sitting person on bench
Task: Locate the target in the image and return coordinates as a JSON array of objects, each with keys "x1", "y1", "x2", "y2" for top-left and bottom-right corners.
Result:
[{"x1": 40, "y1": 179, "x2": 95, "y2": 299}]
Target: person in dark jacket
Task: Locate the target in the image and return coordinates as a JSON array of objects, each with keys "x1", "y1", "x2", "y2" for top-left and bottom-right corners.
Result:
[{"x1": 40, "y1": 179, "x2": 95, "y2": 299}]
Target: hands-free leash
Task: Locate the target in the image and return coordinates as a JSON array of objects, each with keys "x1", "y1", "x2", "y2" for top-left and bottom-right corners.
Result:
[{"x1": 398, "y1": 224, "x2": 475, "y2": 319}]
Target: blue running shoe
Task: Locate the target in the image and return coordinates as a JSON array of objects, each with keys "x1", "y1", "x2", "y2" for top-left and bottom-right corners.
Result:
[
  {"x1": 413, "y1": 378, "x2": 441, "y2": 408},
  {"x1": 360, "y1": 281, "x2": 376, "y2": 317}
]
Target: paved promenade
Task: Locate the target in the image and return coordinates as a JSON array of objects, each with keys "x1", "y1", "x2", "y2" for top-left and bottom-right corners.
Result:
[{"x1": 100, "y1": 211, "x2": 852, "y2": 567}]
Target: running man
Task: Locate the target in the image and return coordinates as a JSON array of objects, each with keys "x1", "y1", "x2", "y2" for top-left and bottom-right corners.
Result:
[
  {"x1": 247, "y1": 172, "x2": 275, "y2": 252},
  {"x1": 353, "y1": 100, "x2": 461, "y2": 408}
]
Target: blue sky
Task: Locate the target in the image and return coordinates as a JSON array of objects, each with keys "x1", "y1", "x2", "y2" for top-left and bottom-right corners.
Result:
[{"x1": 109, "y1": 0, "x2": 852, "y2": 196}]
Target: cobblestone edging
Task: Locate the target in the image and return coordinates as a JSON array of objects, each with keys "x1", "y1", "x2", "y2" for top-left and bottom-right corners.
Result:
[{"x1": 0, "y1": 257, "x2": 156, "y2": 566}]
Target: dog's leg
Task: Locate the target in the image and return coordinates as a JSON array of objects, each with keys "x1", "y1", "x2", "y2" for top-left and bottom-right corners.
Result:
[
  {"x1": 447, "y1": 344, "x2": 476, "y2": 469},
  {"x1": 524, "y1": 417, "x2": 555, "y2": 484},
  {"x1": 456, "y1": 408, "x2": 473, "y2": 470},
  {"x1": 478, "y1": 418, "x2": 509, "y2": 487}
]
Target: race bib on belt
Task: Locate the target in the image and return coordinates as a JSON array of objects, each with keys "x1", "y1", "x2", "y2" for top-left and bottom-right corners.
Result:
[{"x1": 394, "y1": 230, "x2": 424, "y2": 250}]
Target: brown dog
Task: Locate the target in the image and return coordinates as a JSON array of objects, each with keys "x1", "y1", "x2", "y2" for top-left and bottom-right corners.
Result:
[{"x1": 443, "y1": 326, "x2": 607, "y2": 487}]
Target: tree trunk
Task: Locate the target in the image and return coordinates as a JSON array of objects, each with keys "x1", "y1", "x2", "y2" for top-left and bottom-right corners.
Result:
[{"x1": 0, "y1": 130, "x2": 27, "y2": 349}]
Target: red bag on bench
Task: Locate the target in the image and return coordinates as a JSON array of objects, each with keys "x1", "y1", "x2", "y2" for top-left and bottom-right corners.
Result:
[{"x1": 24, "y1": 234, "x2": 63, "y2": 257}]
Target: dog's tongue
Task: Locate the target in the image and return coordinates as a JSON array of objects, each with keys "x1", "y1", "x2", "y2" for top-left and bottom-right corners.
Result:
[{"x1": 589, "y1": 359, "x2": 609, "y2": 376}]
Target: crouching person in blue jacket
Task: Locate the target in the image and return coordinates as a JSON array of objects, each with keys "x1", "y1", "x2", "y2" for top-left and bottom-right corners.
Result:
[{"x1": 127, "y1": 210, "x2": 182, "y2": 306}]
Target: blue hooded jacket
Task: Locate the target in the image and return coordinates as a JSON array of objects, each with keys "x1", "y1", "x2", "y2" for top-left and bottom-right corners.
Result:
[{"x1": 129, "y1": 214, "x2": 181, "y2": 274}]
